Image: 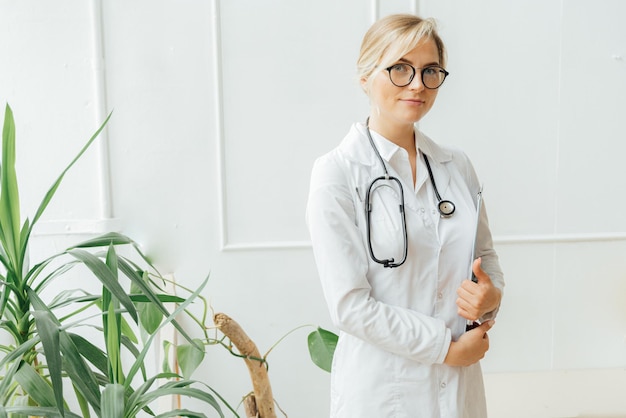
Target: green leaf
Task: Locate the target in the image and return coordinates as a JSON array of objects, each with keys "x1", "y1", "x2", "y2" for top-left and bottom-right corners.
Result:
[
  {"x1": 177, "y1": 339, "x2": 205, "y2": 379},
  {"x1": 0, "y1": 336, "x2": 38, "y2": 372},
  {"x1": 19, "y1": 110, "x2": 112, "y2": 269},
  {"x1": 29, "y1": 111, "x2": 112, "y2": 229},
  {"x1": 69, "y1": 232, "x2": 134, "y2": 249},
  {"x1": 132, "y1": 386, "x2": 222, "y2": 418},
  {"x1": 124, "y1": 276, "x2": 208, "y2": 386},
  {"x1": 101, "y1": 383, "x2": 125, "y2": 418},
  {"x1": 0, "y1": 104, "x2": 21, "y2": 272},
  {"x1": 153, "y1": 409, "x2": 208, "y2": 418},
  {"x1": 129, "y1": 294, "x2": 186, "y2": 303},
  {"x1": 68, "y1": 333, "x2": 108, "y2": 376},
  {"x1": 139, "y1": 298, "x2": 163, "y2": 334},
  {"x1": 104, "y1": 244, "x2": 124, "y2": 384},
  {"x1": 58, "y1": 330, "x2": 102, "y2": 415},
  {"x1": 73, "y1": 383, "x2": 92, "y2": 418},
  {"x1": 125, "y1": 375, "x2": 159, "y2": 411},
  {"x1": 0, "y1": 406, "x2": 82, "y2": 417},
  {"x1": 29, "y1": 298, "x2": 65, "y2": 416},
  {"x1": 119, "y1": 313, "x2": 139, "y2": 344},
  {"x1": 116, "y1": 261, "x2": 199, "y2": 349},
  {"x1": 106, "y1": 295, "x2": 123, "y2": 384},
  {"x1": 129, "y1": 272, "x2": 164, "y2": 334},
  {"x1": 307, "y1": 327, "x2": 338, "y2": 373},
  {"x1": 68, "y1": 249, "x2": 138, "y2": 323},
  {"x1": 161, "y1": 340, "x2": 173, "y2": 374},
  {"x1": 7, "y1": 394, "x2": 29, "y2": 418},
  {"x1": 13, "y1": 361, "x2": 56, "y2": 407}
]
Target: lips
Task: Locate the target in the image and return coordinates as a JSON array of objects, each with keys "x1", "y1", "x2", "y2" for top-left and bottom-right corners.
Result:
[{"x1": 400, "y1": 98, "x2": 425, "y2": 105}]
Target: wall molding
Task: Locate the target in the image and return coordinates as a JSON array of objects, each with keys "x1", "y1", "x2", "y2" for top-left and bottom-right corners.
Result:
[
  {"x1": 211, "y1": 0, "x2": 624, "y2": 253},
  {"x1": 220, "y1": 232, "x2": 626, "y2": 252},
  {"x1": 212, "y1": 0, "x2": 230, "y2": 251},
  {"x1": 89, "y1": 0, "x2": 113, "y2": 220},
  {"x1": 495, "y1": 231, "x2": 626, "y2": 245},
  {"x1": 29, "y1": 3, "x2": 117, "y2": 240},
  {"x1": 32, "y1": 219, "x2": 123, "y2": 237}
]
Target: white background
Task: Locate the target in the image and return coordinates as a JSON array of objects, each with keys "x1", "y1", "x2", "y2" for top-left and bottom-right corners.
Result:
[{"x1": 1, "y1": 0, "x2": 626, "y2": 416}]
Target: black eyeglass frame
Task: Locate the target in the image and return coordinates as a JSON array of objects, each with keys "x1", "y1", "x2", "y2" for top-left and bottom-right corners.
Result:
[{"x1": 385, "y1": 64, "x2": 450, "y2": 89}]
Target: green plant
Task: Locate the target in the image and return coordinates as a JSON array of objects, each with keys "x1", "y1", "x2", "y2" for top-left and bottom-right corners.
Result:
[
  {"x1": 306, "y1": 327, "x2": 338, "y2": 373},
  {"x1": 0, "y1": 104, "x2": 229, "y2": 417}
]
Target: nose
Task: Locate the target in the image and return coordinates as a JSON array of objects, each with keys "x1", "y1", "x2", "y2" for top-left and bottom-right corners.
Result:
[{"x1": 407, "y1": 74, "x2": 425, "y2": 91}]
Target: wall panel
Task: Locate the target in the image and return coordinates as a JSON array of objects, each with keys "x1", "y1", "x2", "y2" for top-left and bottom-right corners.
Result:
[
  {"x1": 419, "y1": 0, "x2": 563, "y2": 237},
  {"x1": 218, "y1": 0, "x2": 369, "y2": 247},
  {"x1": 557, "y1": 0, "x2": 626, "y2": 234},
  {"x1": 0, "y1": 1, "x2": 106, "y2": 226},
  {"x1": 2, "y1": 0, "x2": 626, "y2": 416}
]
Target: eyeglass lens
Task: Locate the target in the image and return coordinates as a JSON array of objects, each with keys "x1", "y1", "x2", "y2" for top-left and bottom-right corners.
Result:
[{"x1": 387, "y1": 64, "x2": 447, "y2": 89}]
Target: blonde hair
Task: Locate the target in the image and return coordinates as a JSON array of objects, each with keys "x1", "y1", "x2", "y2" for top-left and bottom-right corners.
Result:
[{"x1": 357, "y1": 14, "x2": 446, "y2": 91}]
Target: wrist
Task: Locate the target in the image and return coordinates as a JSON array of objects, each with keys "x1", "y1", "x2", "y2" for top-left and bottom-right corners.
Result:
[{"x1": 443, "y1": 341, "x2": 458, "y2": 366}]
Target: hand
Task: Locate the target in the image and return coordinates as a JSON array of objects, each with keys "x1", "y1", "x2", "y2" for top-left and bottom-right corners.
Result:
[
  {"x1": 444, "y1": 320, "x2": 494, "y2": 367},
  {"x1": 456, "y1": 257, "x2": 502, "y2": 322}
]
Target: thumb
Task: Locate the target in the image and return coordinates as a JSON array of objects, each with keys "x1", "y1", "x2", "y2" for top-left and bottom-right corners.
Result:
[
  {"x1": 480, "y1": 319, "x2": 495, "y2": 333},
  {"x1": 472, "y1": 257, "x2": 490, "y2": 283}
]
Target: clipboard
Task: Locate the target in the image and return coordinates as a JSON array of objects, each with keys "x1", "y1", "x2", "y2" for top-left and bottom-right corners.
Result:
[
  {"x1": 465, "y1": 185, "x2": 483, "y2": 331},
  {"x1": 468, "y1": 185, "x2": 483, "y2": 283}
]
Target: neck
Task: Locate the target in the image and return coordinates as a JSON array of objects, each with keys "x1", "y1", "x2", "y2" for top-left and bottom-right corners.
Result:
[{"x1": 367, "y1": 115, "x2": 416, "y2": 154}]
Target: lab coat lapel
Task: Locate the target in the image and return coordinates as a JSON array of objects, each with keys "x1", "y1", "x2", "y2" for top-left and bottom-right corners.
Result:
[
  {"x1": 416, "y1": 130, "x2": 453, "y2": 196},
  {"x1": 340, "y1": 123, "x2": 377, "y2": 167}
]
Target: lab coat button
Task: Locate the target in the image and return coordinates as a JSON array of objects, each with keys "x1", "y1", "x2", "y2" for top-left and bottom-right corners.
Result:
[
  {"x1": 440, "y1": 382, "x2": 446, "y2": 389},
  {"x1": 437, "y1": 292, "x2": 443, "y2": 299}
]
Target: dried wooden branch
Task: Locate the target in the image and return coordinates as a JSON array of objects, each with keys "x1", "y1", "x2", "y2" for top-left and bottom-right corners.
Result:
[
  {"x1": 214, "y1": 313, "x2": 276, "y2": 418},
  {"x1": 243, "y1": 393, "x2": 259, "y2": 418}
]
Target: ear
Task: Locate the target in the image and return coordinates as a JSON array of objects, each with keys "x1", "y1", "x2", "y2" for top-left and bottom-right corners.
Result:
[{"x1": 360, "y1": 77, "x2": 369, "y2": 94}]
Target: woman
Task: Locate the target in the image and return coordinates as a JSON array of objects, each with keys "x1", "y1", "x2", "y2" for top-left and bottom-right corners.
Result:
[{"x1": 306, "y1": 14, "x2": 504, "y2": 417}]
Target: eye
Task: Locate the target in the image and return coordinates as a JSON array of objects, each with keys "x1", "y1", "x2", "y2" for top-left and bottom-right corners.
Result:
[
  {"x1": 423, "y1": 66, "x2": 440, "y2": 76},
  {"x1": 390, "y1": 63, "x2": 411, "y2": 74}
]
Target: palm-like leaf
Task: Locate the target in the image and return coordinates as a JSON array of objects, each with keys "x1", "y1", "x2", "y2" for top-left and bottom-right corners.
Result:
[
  {"x1": 0, "y1": 105, "x2": 20, "y2": 273},
  {"x1": 1, "y1": 106, "x2": 231, "y2": 417}
]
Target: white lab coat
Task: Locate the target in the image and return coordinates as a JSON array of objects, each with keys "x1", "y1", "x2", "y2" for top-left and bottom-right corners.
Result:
[{"x1": 306, "y1": 122, "x2": 504, "y2": 418}]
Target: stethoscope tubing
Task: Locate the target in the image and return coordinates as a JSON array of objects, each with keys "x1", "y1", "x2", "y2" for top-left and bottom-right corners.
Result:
[
  {"x1": 364, "y1": 118, "x2": 455, "y2": 268},
  {"x1": 365, "y1": 175, "x2": 408, "y2": 268}
]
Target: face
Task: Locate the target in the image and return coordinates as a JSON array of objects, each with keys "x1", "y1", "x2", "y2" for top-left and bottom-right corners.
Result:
[{"x1": 363, "y1": 38, "x2": 442, "y2": 132}]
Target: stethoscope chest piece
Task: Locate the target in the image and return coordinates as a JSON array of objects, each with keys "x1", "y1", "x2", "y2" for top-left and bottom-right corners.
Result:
[
  {"x1": 363, "y1": 117, "x2": 456, "y2": 267},
  {"x1": 438, "y1": 200, "x2": 456, "y2": 217},
  {"x1": 422, "y1": 152, "x2": 456, "y2": 219}
]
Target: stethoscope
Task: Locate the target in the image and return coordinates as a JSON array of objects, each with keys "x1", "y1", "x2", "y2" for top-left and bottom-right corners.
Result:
[{"x1": 364, "y1": 118, "x2": 456, "y2": 268}]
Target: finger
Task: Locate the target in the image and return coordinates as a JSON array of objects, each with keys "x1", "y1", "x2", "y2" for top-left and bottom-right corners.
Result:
[
  {"x1": 459, "y1": 280, "x2": 483, "y2": 298},
  {"x1": 456, "y1": 302, "x2": 480, "y2": 321},
  {"x1": 457, "y1": 283, "x2": 476, "y2": 299},
  {"x1": 480, "y1": 319, "x2": 495, "y2": 333},
  {"x1": 457, "y1": 285, "x2": 484, "y2": 309},
  {"x1": 472, "y1": 257, "x2": 492, "y2": 284}
]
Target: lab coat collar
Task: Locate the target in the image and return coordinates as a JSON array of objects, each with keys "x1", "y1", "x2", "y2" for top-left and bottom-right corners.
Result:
[{"x1": 343, "y1": 122, "x2": 453, "y2": 165}]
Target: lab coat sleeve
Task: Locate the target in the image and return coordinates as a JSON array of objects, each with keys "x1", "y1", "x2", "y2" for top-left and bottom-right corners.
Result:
[
  {"x1": 476, "y1": 198, "x2": 504, "y2": 322},
  {"x1": 306, "y1": 153, "x2": 451, "y2": 365},
  {"x1": 460, "y1": 153, "x2": 505, "y2": 322}
]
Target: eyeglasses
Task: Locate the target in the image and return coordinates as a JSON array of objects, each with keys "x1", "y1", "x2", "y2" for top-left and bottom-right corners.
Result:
[{"x1": 385, "y1": 63, "x2": 449, "y2": 89}]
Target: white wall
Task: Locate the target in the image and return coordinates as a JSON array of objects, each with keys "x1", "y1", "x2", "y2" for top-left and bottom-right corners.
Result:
[{"x1": 1, "y1": 0, "x2": 625, "y2": 417}]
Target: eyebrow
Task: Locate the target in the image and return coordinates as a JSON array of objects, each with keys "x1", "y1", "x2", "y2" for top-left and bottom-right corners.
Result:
[{"x1": 397, "y1": 57, "x2": 441, "y2": 67}]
